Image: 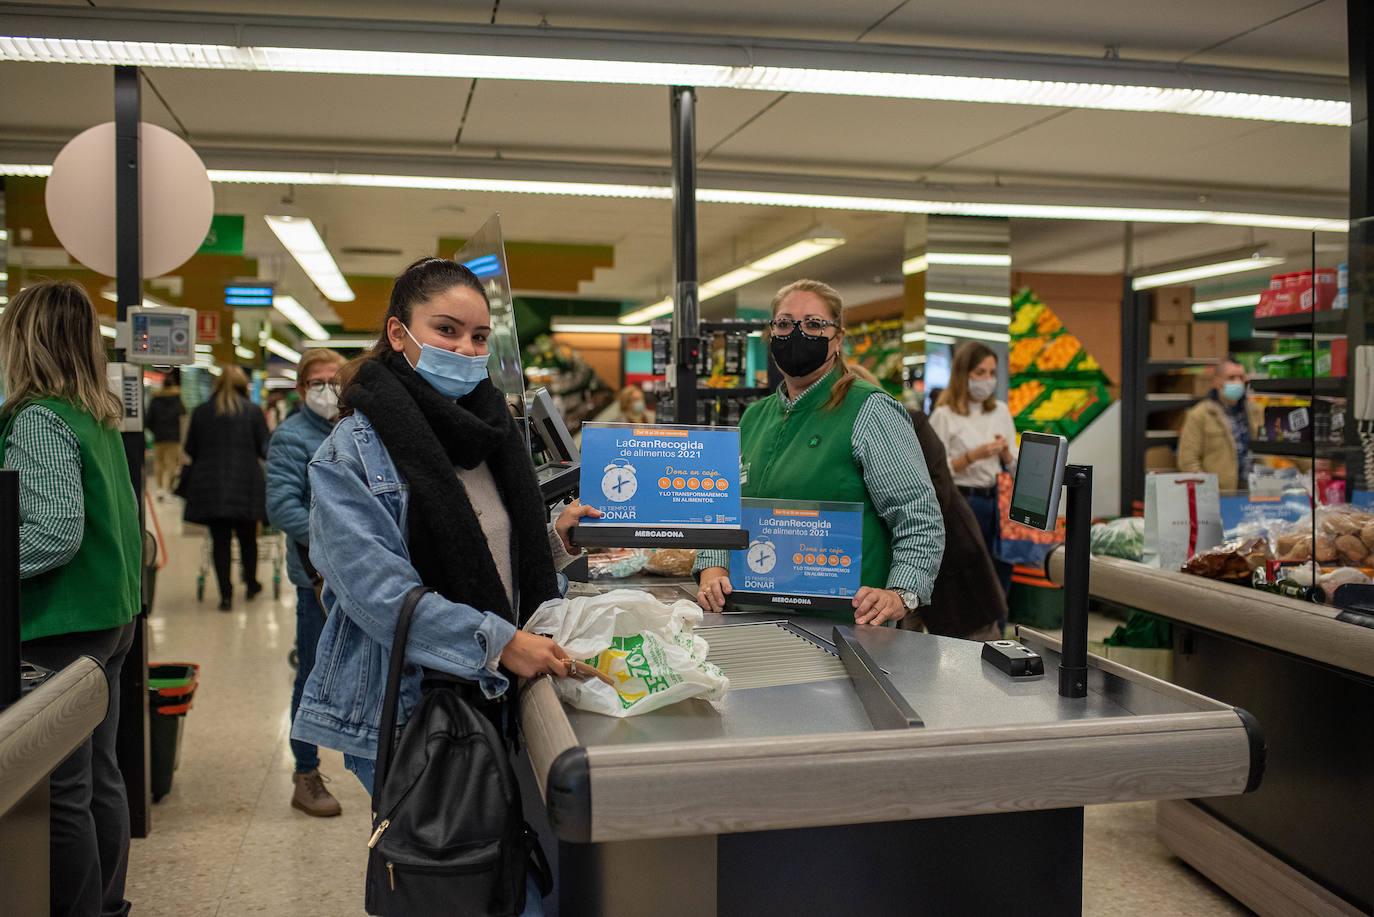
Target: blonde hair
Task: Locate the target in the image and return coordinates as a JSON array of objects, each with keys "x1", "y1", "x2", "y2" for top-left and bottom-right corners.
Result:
[
  {"x1": 211, "y1": 365, "x2": 250, "y2": 416},
  {"x1": 770, "y1": 278, "x2": 856, "y2": 410},
  {"x1": 297, "y1": 348, "x2": 345, "y2": 388},
  {"x1": 936, "y1": 341, "x2": 998, "y2": 416},
  {"x1": 0, "y1": 280, "x2": 122, "y2": 426}
]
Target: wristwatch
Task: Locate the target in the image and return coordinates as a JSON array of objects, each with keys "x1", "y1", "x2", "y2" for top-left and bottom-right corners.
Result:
[{"x1": 894, "y1": 589, "x2": 922, "y2": 611}]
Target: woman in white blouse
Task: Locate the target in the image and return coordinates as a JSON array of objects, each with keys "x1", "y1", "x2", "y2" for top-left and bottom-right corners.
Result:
[{"x1": 929, "y1": 341, "x2": 1017, "y2": 600}]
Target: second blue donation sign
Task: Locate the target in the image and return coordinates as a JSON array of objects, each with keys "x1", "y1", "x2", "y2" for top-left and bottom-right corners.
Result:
[
  {"x1": 731, "y1": 498, "x2": 862, "y2": 599},
  {"x1": 579, "y1": 422, "x2": 742, "y2": 527}
]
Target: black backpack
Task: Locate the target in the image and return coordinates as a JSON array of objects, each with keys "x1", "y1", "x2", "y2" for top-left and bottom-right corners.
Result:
[{"x1": 365, "y1": 586, "x2": 551, "y2": 916}]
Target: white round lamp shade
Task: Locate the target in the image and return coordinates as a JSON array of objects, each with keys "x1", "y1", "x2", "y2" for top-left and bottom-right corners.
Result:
[{"x1": 45, "y1": 121, "x2": 215, "y2": 278}]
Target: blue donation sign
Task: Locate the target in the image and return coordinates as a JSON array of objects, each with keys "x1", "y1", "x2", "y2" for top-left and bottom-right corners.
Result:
[
  {"x1": 731, "y1": 498, "x2": 862, "y2": 599},
  {"x1": 579, "y1": 422, "x2": 741, "y2": 527}
]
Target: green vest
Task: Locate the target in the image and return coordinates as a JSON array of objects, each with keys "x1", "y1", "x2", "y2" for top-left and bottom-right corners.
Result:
[
  {"x1": 0, "y1": 398, "x2": 141, "y2": 641},
  {"x1": 738, "y1": 370, "x2": 893, "y2": 613}
]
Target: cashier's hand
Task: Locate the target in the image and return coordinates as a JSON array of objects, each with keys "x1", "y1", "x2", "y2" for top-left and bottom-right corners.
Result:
[
  {"x1": 697, "y1": 567, "x2": 732, "y2": 613},
  {"x1": 555, "y1": 500, "x2": 602, "y2": 553},
  {"x1": 852, "y1": 587, "x2": 906, "y2": 626}
]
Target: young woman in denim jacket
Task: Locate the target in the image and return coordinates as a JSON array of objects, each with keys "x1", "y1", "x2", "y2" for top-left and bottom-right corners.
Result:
[{"x1": 290, "y1": 258, "x2": 596, "y2": 811}]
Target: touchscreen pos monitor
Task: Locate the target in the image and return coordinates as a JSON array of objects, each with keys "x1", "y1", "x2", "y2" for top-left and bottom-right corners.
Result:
[{"x1": 1009, "y1": 431, "x2": 1069, "y2": 531}]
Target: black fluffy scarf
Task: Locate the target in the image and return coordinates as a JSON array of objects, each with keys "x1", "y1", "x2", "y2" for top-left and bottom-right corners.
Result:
[{"x1": 345, "y1": 351, "x2": 558, "y2": 624}]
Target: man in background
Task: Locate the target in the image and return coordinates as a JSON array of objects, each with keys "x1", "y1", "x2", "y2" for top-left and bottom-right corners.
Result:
[
  {"x1": 1178, "y1": 358, "x2": 1261, "y2": 492},
  {"x1": 146, "y1": 367, "x2": 185, "y2": 497}
]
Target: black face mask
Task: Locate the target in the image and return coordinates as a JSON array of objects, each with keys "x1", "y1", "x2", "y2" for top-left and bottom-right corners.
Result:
[{"x1": 769, "y1": 330, "x2": 832, "y2": 377}]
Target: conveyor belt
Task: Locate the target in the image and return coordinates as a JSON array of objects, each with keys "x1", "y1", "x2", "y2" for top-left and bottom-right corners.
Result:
[{"x1": 701, "y1": 621, "x2": 849, "y2": 690}]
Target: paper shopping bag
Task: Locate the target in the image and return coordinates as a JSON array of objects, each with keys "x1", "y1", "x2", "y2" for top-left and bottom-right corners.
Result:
[{"x1": 1142, "y1": 472, "x2": 1223, "y2": 571}]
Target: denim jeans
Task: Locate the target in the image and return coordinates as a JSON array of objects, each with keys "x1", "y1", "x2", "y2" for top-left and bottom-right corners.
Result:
[
  {"x1": 344, "y1": 754, "x2": 545, "y2": 916},
  {"x1": 22, "y1": 620, "x2": 137, "y2": 917},
  {"x1": 289, "y1": 586, "x2": 326, "y2": 773}
]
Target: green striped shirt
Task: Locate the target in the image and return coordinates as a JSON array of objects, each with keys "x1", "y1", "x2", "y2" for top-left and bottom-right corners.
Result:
[
  {"x1": 696, "y1": 380, "x2": 944, "y2": 603},
  {"x1": 2, "y1": 405, "x2": 86, "y2": 579}
]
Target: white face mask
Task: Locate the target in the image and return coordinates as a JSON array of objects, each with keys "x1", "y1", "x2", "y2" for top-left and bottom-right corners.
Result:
[
  {"x1": 967, "y1": 376, "x2": 997, "y2": 403},
  {"x1": 304, "y1": 384, "x2": 340, "y2": 421}
]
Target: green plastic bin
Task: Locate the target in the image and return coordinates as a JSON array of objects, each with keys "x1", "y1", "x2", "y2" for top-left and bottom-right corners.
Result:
[{"x1": 148, "y1": 663, "x2": 199, "y2": 802}]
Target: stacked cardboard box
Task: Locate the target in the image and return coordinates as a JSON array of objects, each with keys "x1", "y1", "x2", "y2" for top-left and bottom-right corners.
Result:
[{"x1": 1148, "y1": 286, "x2": 1230, "y2": 362}]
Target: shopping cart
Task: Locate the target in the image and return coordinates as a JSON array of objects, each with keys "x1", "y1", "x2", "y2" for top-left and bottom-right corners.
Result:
[{"x1": 195, "y1": 524, "x2": 286, "y2": 602}]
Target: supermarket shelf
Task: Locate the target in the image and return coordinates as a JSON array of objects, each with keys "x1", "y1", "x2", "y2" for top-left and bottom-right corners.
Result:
[
  {"x1": 1144, "y1": 394, "x2": 1196, "y2": 414},
  {"x1": 1147, "y1": 358, "x2": 1217, "y2": 372},
  {"x1": 1250, "y1": 440, "x2": 1349, "y2": 458},
  {"x1": 1252, "y1": 311, "x2": 1348, "y2": 334},
  {"x1": 1248, "y1": 378, "x2": 1347, "y2": 396}
]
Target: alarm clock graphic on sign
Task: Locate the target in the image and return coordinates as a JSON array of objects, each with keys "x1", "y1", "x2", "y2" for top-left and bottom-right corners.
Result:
[
  {"x1": 745, "y1": 537, "x2": 778, "y2": 574},
  {"x1": 600, "y1": 459, "x2": 638, "y2": 503}
]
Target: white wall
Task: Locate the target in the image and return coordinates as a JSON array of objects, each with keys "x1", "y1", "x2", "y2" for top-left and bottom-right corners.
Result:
[{"x1": 1064, "y1": 400, "x2": 1122, "y2": 518}]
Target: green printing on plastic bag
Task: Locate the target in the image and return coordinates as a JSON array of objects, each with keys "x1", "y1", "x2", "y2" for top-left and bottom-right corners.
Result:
[{"x1": 586, "y1": 634, "x2": 684, "y2": 710}]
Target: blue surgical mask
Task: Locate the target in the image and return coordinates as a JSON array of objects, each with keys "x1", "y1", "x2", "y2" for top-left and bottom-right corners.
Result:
[
  {"x1": 403, "y1": 325, "x2": 489, "y2": 399},
  {"x1": 1222, "y1": 381, "x2": 1245, "y2": 402}
]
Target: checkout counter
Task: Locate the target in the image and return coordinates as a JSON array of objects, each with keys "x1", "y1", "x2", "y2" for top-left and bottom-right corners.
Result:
[
  {"x1": 0, "y1": 656, "x2": 109, "y2": 914},
  {"x1": 518, "y1": 578, "x2": 1263, "y2": 916},
  {"x1": 1047, "y1": 549, "x2": 1374, "y2": 917}
]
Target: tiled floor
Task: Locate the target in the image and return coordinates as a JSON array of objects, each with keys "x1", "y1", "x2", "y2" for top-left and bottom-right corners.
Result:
[{"x1": 126, "y1": 498, "x2": 1250, "y2": 915}]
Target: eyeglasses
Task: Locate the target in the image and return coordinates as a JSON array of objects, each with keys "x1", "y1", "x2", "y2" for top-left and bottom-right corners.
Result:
[
  {"x1": 767, "y1": 317, "x2": 840, "y2": 337},
  {"x1": 304, "y1": 380, "x2": 339, "y2": 395}
]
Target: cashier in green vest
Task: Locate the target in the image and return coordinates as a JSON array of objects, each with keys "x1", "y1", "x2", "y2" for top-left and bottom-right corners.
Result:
[
  {"x1": 695, "y1": 279, "x2": 945, "y2": 625},
  {"x1": 0, "y1": 280, "x2": 142, "y2": 915}
]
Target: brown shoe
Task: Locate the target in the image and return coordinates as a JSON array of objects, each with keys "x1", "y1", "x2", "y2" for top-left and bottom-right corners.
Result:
[{"x1": 291, "y1": 769, "x2": 342, "y2": 817}]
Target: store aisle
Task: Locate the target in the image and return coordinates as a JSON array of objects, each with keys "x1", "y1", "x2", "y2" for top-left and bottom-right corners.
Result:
[{"x1": 126, "y1": 504, "x2": 1247, "y2": 916}]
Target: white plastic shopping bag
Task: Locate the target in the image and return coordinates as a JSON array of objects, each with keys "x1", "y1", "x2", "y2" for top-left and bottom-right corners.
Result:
[
  {"x1": 1142, "y1": 472, "x2": 1223, "y2": 571},
  {"x1": 522, "y1": 589, "x2": 728, "y2": 717}
]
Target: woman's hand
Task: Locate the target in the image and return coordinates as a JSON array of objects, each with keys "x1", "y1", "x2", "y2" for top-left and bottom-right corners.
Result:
[
  {"x1": 554, "y1": 500, "x2": 602, "y2": 553},
  {"x1": 969, "y1": 440, "x2": 1002, "y2": 462},
  {"x1": 500, "y1": 630, "x2": 576, "y2": 679},
  {"x1": 852, "y1": 587, "x2": 907, "y2": 625},
  {"x1": 994, "y1": 434, "x2": 1013, "y2": 464},
  {"x1": 696, "y1": 567, "x2": 732, "y2": 613}
]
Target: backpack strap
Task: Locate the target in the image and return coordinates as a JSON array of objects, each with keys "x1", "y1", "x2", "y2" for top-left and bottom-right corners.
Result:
[{"x1": 374, "y1": 585, "x2": 431, "y2": 789}]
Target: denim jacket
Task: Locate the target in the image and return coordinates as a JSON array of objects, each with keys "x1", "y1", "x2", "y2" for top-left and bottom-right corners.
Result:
[
  {"x1": 264, "y1": 405, "x2": 333, "y2": 588},
  {"x1": 290, "y1": 410, "x2": 550, "y2": 761}
]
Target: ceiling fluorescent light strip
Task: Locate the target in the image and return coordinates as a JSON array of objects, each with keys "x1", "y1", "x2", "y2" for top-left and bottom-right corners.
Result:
[
  {"x1": 924, "y1": 324, "x2": 1010, "y2": 343},
  {"x1": 550, "y1": 321, "x2": 653, "y2": 335},
  {"x1": 902, "y1": 255, "x2": 928, "y2": 275},
  {"x1": 902, "y1": 331, "x2": 926, "y2": 343},
  {"x1": 1193, "y1": 293, "x2": 1262, "y2": 313},
  {"x1": 926, "y1": 291, "x2": 1012, "y2": 307},
  {"x1": 263, "y1": 215, "x2": 355, "y2": 302},
  {"x1": 925, "y1": 307, "x2": 1009, "y2": 326},
  {"x1": 234, "y1": 345, "x2": 256, "y2": 359},
  {"x1": 264, "y1": 337, "x2": 302, "y2": 363},
  {"x1": 925, "y1": 333, "x2": 957, "y2": 345},
  {"x1": 926, "y1": 252, "x2": 1012, "y2": 266},
  {"x1": 272, "y1": 294, "x2": 330, "y2": 340},
  {"x1": 0, "y1": 37, "x2": 1347, "y2": 125},
  {"x1": 302, "y1": 337, "x2": 378, "y2": 349},
  {"x1": 1132, "y1": 256, "x2": 1286, "y2": 290},
  {"x1": 0, "y1": 163, "x2": 1346, "y2": 233},
  {"x1": 620, "y1": 231, "x2": 845, "y2": 324}
]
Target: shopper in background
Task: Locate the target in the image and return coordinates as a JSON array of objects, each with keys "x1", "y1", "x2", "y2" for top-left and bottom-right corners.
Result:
[
  {"x1": 145, "y1": 366, "x2": 185, "y2": 498},
  {"x1": 265, "y1": 347, "x2": 345, "y2": 818},
  {"x1": 292, "y1": 258, "x2": 598, "y2": 914},
  {"x1": 695, "y1": 279, "x2": 944, "y2": 625},
  {"x1": 1178, "y1": 359, "x2": 1261, "y2": 492},
  {"x1": 0, "y1": 280, "x2": 141, "y2": 917},
  {"x1": 183, "y1": 365, "x2": 269, "y2": 611},
  {"x1": 263, "y1": 389, "x2": 290, "y2": 432},
  {"x1": 617, "y1": 384, "x2": 652, "y2": 423},
  {"x1": 925, "y1": 386, "x2": 944, "y2": 416},
  {"x1": 929, "y1": 341, "x2": 1017, "y2": 602}
]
